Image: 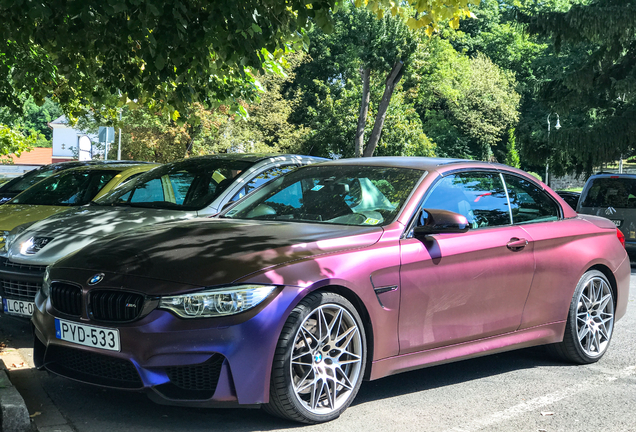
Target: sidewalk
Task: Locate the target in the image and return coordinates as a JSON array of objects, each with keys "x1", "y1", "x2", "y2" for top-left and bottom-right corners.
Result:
[
  {"x1": 0, "y1": 315, "x2": 73, "y2": 432},
  {"x1": 0, "y1": 352, "x2": 31, "y2": 432}
]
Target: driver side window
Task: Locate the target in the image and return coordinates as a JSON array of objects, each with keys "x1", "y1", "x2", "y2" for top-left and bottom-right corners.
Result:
[{"x1": 421, "y1": 172, "x2": 511, "y2": 228}]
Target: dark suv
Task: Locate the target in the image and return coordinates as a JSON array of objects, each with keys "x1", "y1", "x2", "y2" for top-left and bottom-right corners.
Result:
[{"x1": 578, "y1": 173, "x2": 636, "y2": 253}]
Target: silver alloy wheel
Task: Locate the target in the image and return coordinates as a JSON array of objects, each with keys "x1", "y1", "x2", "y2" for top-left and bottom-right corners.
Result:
[
  {"x1": 575, "y1": 275, "x2": 614, "y2": 357},
  {"x1": 289, "y1": 303, "x2": 363, "y2": 415}
]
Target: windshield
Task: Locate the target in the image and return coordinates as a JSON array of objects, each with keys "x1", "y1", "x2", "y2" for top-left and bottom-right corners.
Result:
[
  {"x1": 11, "y1": 169, "x2": 119, "y2": 206},
  {"x1": 581, "y1": 177, "x2": 636, "y2": 209},
  {"x1": 224, "y1": 165, "x2": 424, "y2": 226},
  {"x1": 94, "y1": 158, "x2": 254, "y2": 211},
  {"x1": 0, "y1": 165, "x2": 70, "y2": 194}
]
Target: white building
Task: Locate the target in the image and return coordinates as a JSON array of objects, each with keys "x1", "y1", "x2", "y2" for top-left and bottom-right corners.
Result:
[{"x1": 48, "y1": 115, "x2": 102, "y2": 162}]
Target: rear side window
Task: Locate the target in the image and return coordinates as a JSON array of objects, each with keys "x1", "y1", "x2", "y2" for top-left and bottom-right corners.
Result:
[
  {"x1": 230, "y1": 166, "x2": 295, "y2": 202},
  {"x1": 503, "y1": 174, "x2": 559, "y2": 224},
  {"x1": 129, "y1": 178, "x2": 165, "y2": 203},
  {"x1": 581, "y1": 177, "x2": 636, "y2": 208}
]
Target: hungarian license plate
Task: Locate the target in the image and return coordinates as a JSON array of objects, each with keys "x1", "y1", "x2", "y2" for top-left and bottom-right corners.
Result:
[
  {"x1": 610, "y1": 220, "x2": 622, "y2": 227},
  {"x1": 55, "y1": 318, "x2": 120, "y2": 352},
  {"x1": 2, "y1": 297, "x2": 35, "y2": 317}
]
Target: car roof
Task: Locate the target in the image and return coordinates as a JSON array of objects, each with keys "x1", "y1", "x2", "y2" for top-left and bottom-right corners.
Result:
[
  {"x1": 186, "y1": 153, "x2": 327, "y2": 163},
  {"x1": 41, "y1": 160, "x2": 154, "y2": 168},
  {"x1": 59, "y1": 162, "x2": 157, "y2": 171},
  {"x1": 588, "y1": 173, "x2": 636, "y2": 179},
  {"x1": 316, "y1": 156, "x2": 503, "y2": 171}
]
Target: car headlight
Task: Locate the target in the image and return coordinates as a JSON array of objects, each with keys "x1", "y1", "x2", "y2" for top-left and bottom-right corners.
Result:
[
  {"x1": 41, "y1": 266, "x2": 51, "y2": 298},
  {"x1": 159, "y1": 284, "x2": 276, "y2": 318},
  {"x1": 2, "y1": 222, "x2": 36, "y2": 252}
]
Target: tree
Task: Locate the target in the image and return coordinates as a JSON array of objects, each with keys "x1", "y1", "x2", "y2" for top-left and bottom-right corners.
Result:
[
  {"x1": 0, "y1": 0, "x2": 477, "y2": 122},
  {"x1": 0, "y1": 124, "x2": 37, "y2": 162},
  {"x1": 407, "y1": 37, "x2": 520, "y2": 160},
  {"x1": 284, "y1": 10, "x2": 434, "y2": 159},
  {"x1": 521, "y1": 0, "x2": 636, "y2": 174},
  {"x1": 76, "y1": 60, "x2": 308, "y2": 163},
  {"x1": 0, "y1": 98, "x2": 63, "y2": 147}
]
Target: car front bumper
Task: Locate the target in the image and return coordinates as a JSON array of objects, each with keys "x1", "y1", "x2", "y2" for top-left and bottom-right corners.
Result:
[
  {"x1": 32, "y1": 284, "x2": 305, "y2": 407},
  {"x1": 0, "y1": 257, "x2": 47, "y2": 318}
]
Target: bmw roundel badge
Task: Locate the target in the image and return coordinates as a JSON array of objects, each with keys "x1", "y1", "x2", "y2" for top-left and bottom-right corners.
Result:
[{"x1": 88, "y1": 273, "x2": 105, "y2": 285}]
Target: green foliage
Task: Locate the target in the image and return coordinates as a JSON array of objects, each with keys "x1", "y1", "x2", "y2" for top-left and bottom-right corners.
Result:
[
  {"x1": 286, "y1": 5, "x2": 432, "y2": 158},
  {"x1": 505, "y1": 128, "x2": 520, "y2": 168},
  {"x1": 0, "y1": 0, "x2": 343, "y2": 119},
  {"x1": 407, "y1": 38, "x2": 520, "y2": 160},
  {"x1": 76, "y1": 59, "x2": 308, "y2": 163},
  {"x1": 0, "y1": 0, "x2": 477, "y2": 122},
  {"x1": 367, "y1": 0, "x2": 476, "y2": 35},
  {"x1": 526, "y1": 171, "x2": 543, "y2": 182},
  {"x1": 0, "y1": 124, "x2": 36, "y2": 160},
  {"x1": 521, "y1": 0, "x2": 636, "y2": 174},
  {"x1": 0, "y1": 98, "x2": 61, "y2": 147},
  {"x1": 450, "y1": 0, "x2": 549, "y2": 92}
]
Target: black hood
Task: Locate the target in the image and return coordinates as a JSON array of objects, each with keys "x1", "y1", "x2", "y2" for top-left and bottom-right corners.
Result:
[{"x1": 56, "y1": 218, "x2": 383, "y2": 288}]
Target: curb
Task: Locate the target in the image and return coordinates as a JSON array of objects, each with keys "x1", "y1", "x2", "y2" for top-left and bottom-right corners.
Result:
[{"x1": 0, "y1": 358, "x2": 32, "y2": 432}]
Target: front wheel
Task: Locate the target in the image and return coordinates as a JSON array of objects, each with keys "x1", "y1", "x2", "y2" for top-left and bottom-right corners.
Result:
[
  {"x1": 551, "y1": 270, "x2": 615, "y2": 364},
  {"x1": 264, "y1": 292, "x2": 366, "y2": 423}
]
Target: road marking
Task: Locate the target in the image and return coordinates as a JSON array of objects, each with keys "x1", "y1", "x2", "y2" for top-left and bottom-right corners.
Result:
[{"x1": 447, "y1": 365, "x2": 636, "y2": 432}]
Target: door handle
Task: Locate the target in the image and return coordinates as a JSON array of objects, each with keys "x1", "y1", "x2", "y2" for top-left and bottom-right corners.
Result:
[{"x1": 507, "y1": 237, "x2": 528, "y2": 251}]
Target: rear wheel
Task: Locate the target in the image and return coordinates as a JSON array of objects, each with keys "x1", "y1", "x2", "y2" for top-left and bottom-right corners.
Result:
[
  {"x1": 551, "y1": 270, "x2": 615, "y2": 364},
  {"x1": 264, "y1": 292, "x2": 366, "y2": 423}
]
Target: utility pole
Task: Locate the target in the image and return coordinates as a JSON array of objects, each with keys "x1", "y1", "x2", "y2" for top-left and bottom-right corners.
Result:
[
  {"x1": 117, "y1": 109, "x2": 122, "y2": 160},
  {"x1": 546, "y1": 113, "x2": 561, "y2": 187}
]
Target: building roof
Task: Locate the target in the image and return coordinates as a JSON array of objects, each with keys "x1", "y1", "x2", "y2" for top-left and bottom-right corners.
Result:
[
  {"x1": 48, "y1": 115, "x2": 68, "y2": 126},
  {"x1": 8, "y1": 147, "x2": 53, "y2": 165}
]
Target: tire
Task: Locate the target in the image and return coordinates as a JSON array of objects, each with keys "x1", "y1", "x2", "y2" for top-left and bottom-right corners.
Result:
[
  {"x1": 263, "y1": 291, "x2": 367, "y2": 423},
  {"x1": 550, "y1": 270, "x2": 615, "y2": 364}
]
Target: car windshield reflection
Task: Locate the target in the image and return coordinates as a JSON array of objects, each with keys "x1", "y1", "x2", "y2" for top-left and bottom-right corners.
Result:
[
  {"x1": 224, "y1": 165, "x2": 424, "y2": 226},
  {"x1": 94, "y1": 159, "x2": 254, "y2": 211}
]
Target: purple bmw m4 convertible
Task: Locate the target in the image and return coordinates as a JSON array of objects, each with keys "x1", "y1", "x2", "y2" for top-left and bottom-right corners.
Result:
[{"x1": 32, "y1": 157, "x2": 629, "y2": 423}]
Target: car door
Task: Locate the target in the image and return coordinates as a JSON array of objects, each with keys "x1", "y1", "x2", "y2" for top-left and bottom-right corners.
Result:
[
  {"x1": 500, "y1": 173, "x2": 568, "y2": 330},
  {"x1": 398, "y1": 171, "x2": 536, "y2": 354}
]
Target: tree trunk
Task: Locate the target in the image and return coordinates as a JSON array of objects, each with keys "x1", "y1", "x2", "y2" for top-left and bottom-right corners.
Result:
[
  {"x1": 355, "y1": 67, "x2": 371, "y2": 158},
  {"x1": 362, "y1": 61, "x2": 404, "y2": 158}
]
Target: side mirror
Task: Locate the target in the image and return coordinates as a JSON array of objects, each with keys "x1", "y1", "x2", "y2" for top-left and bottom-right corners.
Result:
[{"x1": 414, "y1": 208, "x2": 470, "y2": 238}]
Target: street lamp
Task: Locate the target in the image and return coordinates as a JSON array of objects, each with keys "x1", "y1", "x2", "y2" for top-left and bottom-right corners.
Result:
[{"x1": 546, "y1": 113, "x2": 561, "y2": 186}]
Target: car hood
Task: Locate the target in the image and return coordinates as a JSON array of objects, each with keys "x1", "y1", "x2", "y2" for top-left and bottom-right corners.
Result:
[
  {"x1": 54, "y1": 218, "x2": 384, "y2": 288},
  {"x1": 0, "y1": 204, "x2": 71, "y2": 232},
  {"x1": 7, "y1": 206, "x2": 198, "y2": 266}
]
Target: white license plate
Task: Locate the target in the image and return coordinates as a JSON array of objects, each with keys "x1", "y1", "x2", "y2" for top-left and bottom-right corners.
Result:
[
  {"x1": 2, "y1": 298, "x2": 35, "y2": 317},
  {"x1": 55, "y1": 318, "x2": 120, "y2": 352},
  {"x1": 611, "y1": 220, "x2": 622, "y2": 227}
]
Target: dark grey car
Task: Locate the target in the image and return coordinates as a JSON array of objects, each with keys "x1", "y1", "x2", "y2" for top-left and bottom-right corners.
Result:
[{"x1": 0, "y1": 153, "x2": 326, "y2": 318}]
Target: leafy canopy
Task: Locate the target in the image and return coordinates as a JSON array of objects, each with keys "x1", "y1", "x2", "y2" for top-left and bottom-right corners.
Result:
[
  {"x1": 0, "y1": 0, "x2": 478, "y2": 121},
  {"x1": 0, "y1": 124, "x2": 37, "y2": 160}
]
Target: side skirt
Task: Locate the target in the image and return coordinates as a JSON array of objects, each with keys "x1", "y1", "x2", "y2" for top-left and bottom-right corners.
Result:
[{"x1": 369, "y1": 321, "x2": 566, "y2": 380}]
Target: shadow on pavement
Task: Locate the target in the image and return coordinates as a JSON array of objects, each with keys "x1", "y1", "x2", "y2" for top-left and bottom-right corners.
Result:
[
  {"x1": 16, "y1": 346, "x2": 566, "y2": 432},
  {"x1": 353, "y1": 346, "x2": 561, "y2": 407},
  {"x1": 0, "y1": 315, "x2": 32, "y2": 350}
]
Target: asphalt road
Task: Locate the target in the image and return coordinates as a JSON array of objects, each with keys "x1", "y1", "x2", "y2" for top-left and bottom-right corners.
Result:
[{"x1": 1, "y1": 268, "x2": 635, "y2": 432}]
